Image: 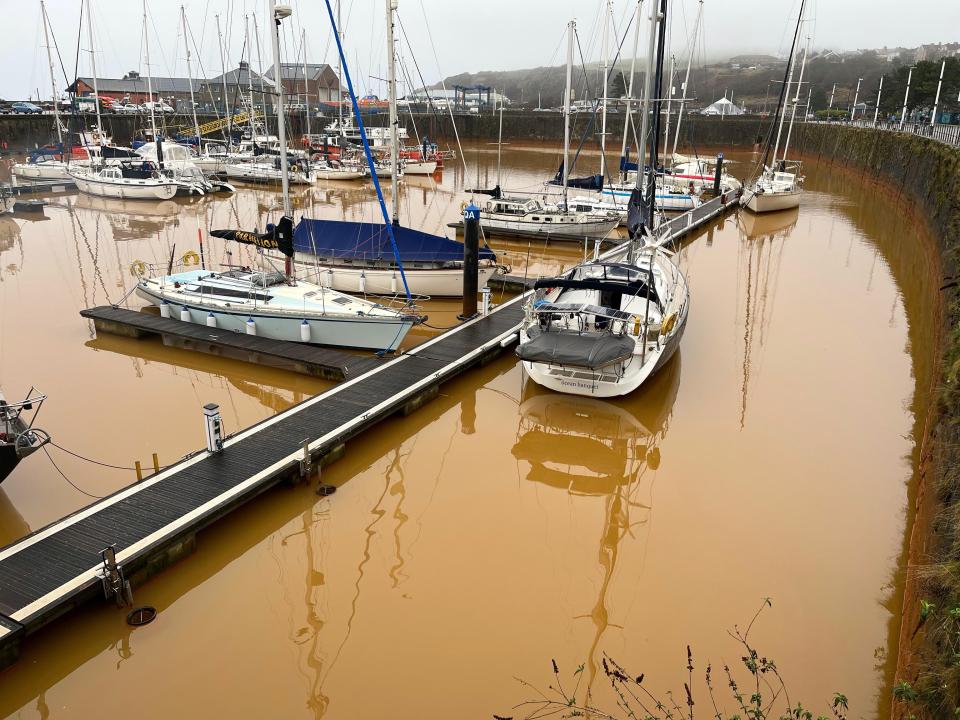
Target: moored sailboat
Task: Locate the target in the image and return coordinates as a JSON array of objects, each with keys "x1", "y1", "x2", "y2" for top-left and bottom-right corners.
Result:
[
  {"x1": 282, "y1": 0, "x2": 502, "y2": 298},
  {"x1": 742, "y1": 0, "x2": 807, "y2": 213},
  {"x1": 135, "y1": 2, "x2": 423, "y2": 351},
  {"x1": 516, "y1": 0, "x2": 688, "y2": 398}
]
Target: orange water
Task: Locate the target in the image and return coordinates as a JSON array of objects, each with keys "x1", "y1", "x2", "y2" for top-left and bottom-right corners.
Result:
[{"x1": 0, "y1": 146, "x2": 939, "y2": 719}]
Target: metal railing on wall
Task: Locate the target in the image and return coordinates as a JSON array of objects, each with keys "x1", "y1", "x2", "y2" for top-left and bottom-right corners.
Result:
[{"x1": 836, "y1": 118, "x2": 960, "y2": 148}]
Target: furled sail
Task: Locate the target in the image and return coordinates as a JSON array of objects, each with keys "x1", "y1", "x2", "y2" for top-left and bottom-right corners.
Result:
[
  {"x1": 210, "y1": 216, "x2": 295, "y2": 257},
  {"x1": 547, "y1": 162, "x2": 603, "y2": 191}
]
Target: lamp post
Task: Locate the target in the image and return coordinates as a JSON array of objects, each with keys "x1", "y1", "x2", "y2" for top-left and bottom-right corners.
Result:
[
  {"x1": 851, "y1": 77, "x2": 862, "y2": 120},
  {"x1": 932, "y1": 58, "x2": 946, "y2": 126},
  {"x1": 900, "y1": 65, "x2": 915, "y2": 131},
  {"x1": 873, "y1": 75, "x2": 883, "y2": 126}
]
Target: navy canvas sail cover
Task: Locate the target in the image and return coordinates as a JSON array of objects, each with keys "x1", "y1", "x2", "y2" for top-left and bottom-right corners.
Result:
[
  {"x1": 293, "y1": 219, "x2": 496, "y2": 263},
  {"x1": 547, "y1": 162, "x2": 603, "y2": 191}
]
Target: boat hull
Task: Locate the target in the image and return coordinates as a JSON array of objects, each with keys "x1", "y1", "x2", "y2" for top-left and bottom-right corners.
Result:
[
  {"x1": 12, "y1": 162, "x2": 73, "y2": 181},
  {"x1": 0, "y1": 445, "x2": 20, "y2": 484},
  {"x1": 135, "y1": 286, "x2": 415, "y2": 351},
  {"x1": 313, "y1": 168, "x2": 364, "y2": 181},
  {"x1": 69, "y1": 172, "x2": 179, "y2": 200},
  {"x1": 601, "y1": 188, "x2": 698, "y2": 211},
  {"x1": 520, "y1": 310, "x2": 687, "y2": 398},
  {"x1": 479, "y1": 215, "x2": 619, "y2": 239},
  {"x1": 223, "y1": 164, "x2": 315, "y2": 185},
  {"x1": 744, "y1": 188, "x2": 801, "y2": 213},
  {"x1": 402, "y1": 161, "x2": 438, "y2": 175},
  {"x1": 293, "y1": 261, "x2": 500, "y2": 297}
]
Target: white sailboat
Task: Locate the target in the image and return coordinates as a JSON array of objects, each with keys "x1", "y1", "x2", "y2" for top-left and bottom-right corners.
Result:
[
  {"x1": 473, "y1": 20, "x2": 619, "y2": 241},
  {"x1": 742, "y1": 0, "x2": 807, "y2": 213},
  {"x1": 71, "y1": 3, "x2": 185, "y2": 201},
  {"x1": 13, "y1": 1, "x2": 72, "y2": 182},
  {"x1": 135, "y1": 1, "x2": 422, "y2": 351},
  {"x1": 282, "y1": 0, "x2": 500, "y2": 298},
  {"x1": 517, "y1": 2, "x2": 689, "y2": 398}
]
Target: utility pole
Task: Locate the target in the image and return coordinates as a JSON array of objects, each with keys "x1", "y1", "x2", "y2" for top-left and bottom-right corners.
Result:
[
  {"x1": 900, "y1": 65, "x2": 915, "y2": 130},
  {"x1": 932, "y1": 58, "x2": 946, "y2": 125}
]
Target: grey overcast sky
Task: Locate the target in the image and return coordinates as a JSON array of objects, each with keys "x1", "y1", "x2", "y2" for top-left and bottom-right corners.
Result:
[{"x1": 3, "y1": 0, "x2": 958, "y2": 101}]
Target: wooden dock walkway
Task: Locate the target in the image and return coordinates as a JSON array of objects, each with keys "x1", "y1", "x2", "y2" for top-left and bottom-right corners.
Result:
[
  {"x1": 80, "y1": 306, "x2": 381, "y2": 381},
  {"x1": 0, "y1": 295, "x2": 524, "y2": 667}
]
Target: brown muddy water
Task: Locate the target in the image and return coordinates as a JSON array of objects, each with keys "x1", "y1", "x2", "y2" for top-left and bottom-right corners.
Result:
[{"x1": 0, "y1": 144, "x2": 940, "y2": 719}]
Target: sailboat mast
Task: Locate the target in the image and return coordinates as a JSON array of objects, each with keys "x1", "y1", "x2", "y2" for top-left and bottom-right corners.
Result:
[
  {"x1": 269, "y1": 0, "x2": 291, "y2": 220},
  {"x1": 85, "y1": 0, "x2": 103, "y2": 145},
  {"x1": 562, "y1": 20, "x2": 575, "y2": 207},
  {"x1": 40, "y1": 1, "x2": 63, "y2": 150},
  {"x1": 336, "y1": 0, "x2": 343, "y2": 128},
  {"x1": 182, "y1": 6, "x2": 202, "y2": 146},
  {"x1": 781, "y1": 34, "x2": 809, "y2": 163},
  {"x1": 663, "y1": 54, "x2": 674, "y2": 162},
  {"x1": 143, "y1": 1, "x2": 159, "y2": 154},
  {"x1": 620, "y1": 0, "x2": 643, "y2": 183},
  {"x1": 671, "y1": 0, "x2": 701, "y2": 159},
  {"x1": 771, "y1": 0, "x2": 804, "y2": 170},
  {"x1": 302, "y1": 29, "x2": 312, "y2": 138},
  {"x1": 599, "y1": 0, "x2": 612, "y2": 180},
  {"x1": 496, "y1": 93, "x2": 503, "y2": 187},
  {"x1": 386, "y1": 0, "x2": 399, "y2": 225},
  {"x1": 636, "y1": 0, "x2": 659, "y2": 192},
  {"x1": 216, "y1": 14, "x2": 231, "y2": 146},
  {"x1": 646, "y1": 0, "x2": 668, "y2": 229},
  {"x1": 245, "y1": 16, "x2": 256, "y2": 143}
]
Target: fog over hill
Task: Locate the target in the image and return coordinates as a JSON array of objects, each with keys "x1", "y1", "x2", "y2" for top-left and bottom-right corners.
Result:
[{"x1": 430, "y1": 43, "x2": 960, "y2": 114}]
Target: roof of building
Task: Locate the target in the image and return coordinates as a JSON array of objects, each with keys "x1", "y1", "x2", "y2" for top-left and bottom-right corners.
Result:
[
  {"x1": 71, "y1": 74, "x2": 199, "y2": 95},
  {"x1": 204, "y1": 63, "x2": 268, "y2": 87},
  {"x1": 264, "y1": 63, "x2": 338, "y2": 84}
]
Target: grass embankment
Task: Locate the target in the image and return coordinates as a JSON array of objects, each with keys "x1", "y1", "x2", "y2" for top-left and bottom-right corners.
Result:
[{"x1": 795, "y1": 124, "x2": 960, "y2": 719}]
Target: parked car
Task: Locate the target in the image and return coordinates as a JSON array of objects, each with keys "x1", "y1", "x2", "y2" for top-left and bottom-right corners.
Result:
[
  {"x1": 119, "y1": 103, "x2": 141, "y2": 114},
  {"x1": 11, "y1": 102, "x2": 42, "y2": 114},
  {"x1": 141, "y1": 101, "x2": 175, "y2": 114}
]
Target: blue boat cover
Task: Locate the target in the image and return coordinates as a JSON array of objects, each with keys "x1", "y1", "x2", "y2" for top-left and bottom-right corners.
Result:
[{"x1": 293, "y1": 219, "x2": 496, "y2": 263}]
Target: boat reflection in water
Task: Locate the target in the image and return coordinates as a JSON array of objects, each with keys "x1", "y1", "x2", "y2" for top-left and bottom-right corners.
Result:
[
  {"x1": 69, "y1": 195, "x2": 192, "y2": 242},
  {"x1": 735, "y1": 207, "x2": 797, "y2": 427},
  {"x1": 512, "y1": 354, "x2": 680, "y2": 690}
]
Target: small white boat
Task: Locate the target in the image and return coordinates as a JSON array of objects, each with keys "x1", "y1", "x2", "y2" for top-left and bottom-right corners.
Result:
[
  {"x1": 223, "y1": 159, "x2": 315, "y2": 185},
  {"x1": 517, "y1": 254, "x2": 688, "y2": 398},
  {"x1": 596, "y1": 179, "x2": 700, "y2": 212},
  {"x1": 69, "y1": 163, "x2": 179, "y2": 200},
  {"x1": 401, "y1": 159, "x2": 438, "y2": 175},
  {"x1": 311, "y1": 161, "x2": 364, "y2": 181},
  {"x1": 360, "y1": 162, "x2": 398, "y2": 179},
  {"x1": 12, "y1": 155, "x2": 75, "y2": 181},
  {"x1": 136, "y1": 268, "x2": 422, "y2": 351},
  {"x1": 742, "y1": 165, "x2": 803, "y2": 213},
  {"x1": 478, "y1": 195, "x2": 619, "y2": 239}
]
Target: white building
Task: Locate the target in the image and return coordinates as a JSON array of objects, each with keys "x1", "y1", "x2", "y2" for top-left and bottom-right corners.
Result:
[{"x1": 701, "y1": 97, "x2": 746, "y2": 116}]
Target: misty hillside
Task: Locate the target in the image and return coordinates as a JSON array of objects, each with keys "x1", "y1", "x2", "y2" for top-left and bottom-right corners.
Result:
[{"x1": 437, "y1": 49, "x2": 960, "y2": 114}]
